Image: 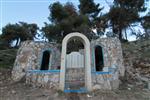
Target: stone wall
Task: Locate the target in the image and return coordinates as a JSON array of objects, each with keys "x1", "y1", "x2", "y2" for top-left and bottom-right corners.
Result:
[
  {"x1": 91, "y1": 37, "x2": 124, "y2": 90},
  {"x1": 12, "y1": 41, "x2": 61, "y2": 82},
  {"x1": 12, "y1": 37, "x2": 124, "y2": 91},
  {"x1": 26, "y1": 71, "x2": 60, "y2": 89}
]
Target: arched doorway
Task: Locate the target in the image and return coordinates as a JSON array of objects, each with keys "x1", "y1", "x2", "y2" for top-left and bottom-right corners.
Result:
[
  {"x1": 59, "y1": 32, "x2": 92, "y2": 92},
  {"x1": 95, "y1": 46, "x2": 104, "y2": 71},
  {"x1": 40, "y1": 50, "x2": 50, "y2": 70},
  {"x1": 65, "y1": 38, "x2": 85, "y2": 91}
]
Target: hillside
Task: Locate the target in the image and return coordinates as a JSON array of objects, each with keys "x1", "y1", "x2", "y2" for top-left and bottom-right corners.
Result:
[
  {"x1": 0, "y1": 39, "x2": 150, "y2": 100},
  {"x1": 0, "y1": 40, "x2": 150, "y2": 86},
  {"x1": 0, "y1": 40, "x2": 150, "y2": 85},
  {"x1": 122, "y1": 39, "x2": 150, "y2": 88},
  {"x1": 0, "y1": 49, "x2": 17, "y2": 69}
]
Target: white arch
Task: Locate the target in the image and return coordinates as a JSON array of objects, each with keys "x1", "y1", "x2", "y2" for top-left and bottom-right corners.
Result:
[{"x1": 59, "y1": 32, "x2": 92, "y2": 91}]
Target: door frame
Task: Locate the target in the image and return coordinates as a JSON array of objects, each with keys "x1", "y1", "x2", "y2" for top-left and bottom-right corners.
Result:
[{"x1": 59, "y1": 32, "x2": 92, "y2": 91}]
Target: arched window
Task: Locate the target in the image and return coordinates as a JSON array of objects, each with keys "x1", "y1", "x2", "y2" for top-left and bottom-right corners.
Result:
[
  {"x1": 95, "y1": 46, "x2": 104, "y2": 71},
  {"x1": 40, "y1": 50, "x2": 50, "y2": 70}
]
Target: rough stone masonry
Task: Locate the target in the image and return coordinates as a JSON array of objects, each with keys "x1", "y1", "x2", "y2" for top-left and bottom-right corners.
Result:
[{"x1": 12, "y1": 33, "x2": 124, "y2": 91}]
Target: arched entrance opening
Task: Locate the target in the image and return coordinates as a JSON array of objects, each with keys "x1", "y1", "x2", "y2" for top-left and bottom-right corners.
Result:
[
  {"x1": 40, "y1": 50, "x2": 50, "y2": 70},
  {"x1": 95, "y1": 46, "x2": 104, "y2": 71},
  {"x1": 59, "y1": 32, "x2": 92, "y2": 92},
  {"x1": 65, "y1": 38, "x2": 85, "y2": 91}
]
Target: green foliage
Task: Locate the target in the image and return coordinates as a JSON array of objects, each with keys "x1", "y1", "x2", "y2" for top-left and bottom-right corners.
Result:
[
  {"x1": 108, "y1": 7, "x2": 139, "y2": 35},
  {"x1": 129, "y1": 10, "x2": 150, "y2": 40},
  {"x1": 42, "y1": 1, "x2": 104, "y2": 43},
  {"x1": 142, "y1": 11, "x2": 150, "y2": 31},
  {"x1": 1, "y1": 22, "x2": 39, "y2": 47},
  {"x1": 0, "y1": 38, "x2": 10, "y2": 49},
  {"x1": 108, "y1": 0, "x2": 146, "y2": 41},
  {"x1": 49, "y1": 2, "x2": 68, "y2": 23},
  {"x1": 78, "y1": 0, "x2": 102, "y2": 18},
  {"x1": 42, "y1": 14, "x2": 92, "y2": 42},
  {"x1": 49, "y1": 2, "x2": 78, "y2": 23},
  {"x1": 0, "y1": 0, "x2": 149, "y2": 45},
  {"x1": 140, "y1": 12, "x2": 150, "y2": 39},
  {"x1": 0, "y1": 49, "x2": 17, "y2": 68},
  {"x1": 114, "y1": 0, "x2": 146, "y2": 12},
  {"x1": 41, "y1": 23, "x2": 62, "y2": 42},
  {"x1": 109, "y1": 7, "x2": 138, "y2": 27}
]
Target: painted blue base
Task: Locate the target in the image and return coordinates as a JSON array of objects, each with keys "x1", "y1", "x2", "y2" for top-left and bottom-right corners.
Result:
[
  {"x1": 27, "y1": 70, "x2": 60, "y2": 73},
  {"x1": 92, "y1": 71, "x2": 111, "y2": 75},
  {"x1": 64, "y1": 88, "x2": 87, "y2": 93}
]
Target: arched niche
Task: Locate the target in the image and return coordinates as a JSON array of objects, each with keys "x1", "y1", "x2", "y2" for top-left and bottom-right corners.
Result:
[
  {"x1": 91, "y1": 42, "x2": 110, "y2": 72},
  {"x1": 59, "y1": 32, "x2": 92, "y2": 91},
  {"x1": 40, "y1": 50, "x2": 51, "y2": 70},
  {"x1": 94, "y1": 45, "x2": 104, "y2": 71}
]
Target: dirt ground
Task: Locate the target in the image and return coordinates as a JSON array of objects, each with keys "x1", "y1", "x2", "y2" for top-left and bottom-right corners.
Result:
[{"x1": 0, "y1": 68, "x2": 150, "y2": 100}]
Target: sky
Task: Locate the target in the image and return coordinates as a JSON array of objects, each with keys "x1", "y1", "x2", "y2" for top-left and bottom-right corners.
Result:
[
  {"x1": 0, "y1": 0, "x2": 112, "y2": 33},
  {"x1": 0, "y1": 0, "x2": 149, "y2": 41}
]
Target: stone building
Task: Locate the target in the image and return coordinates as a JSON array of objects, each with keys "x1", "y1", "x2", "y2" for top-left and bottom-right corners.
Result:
[{"x1": 12, "y1": 32, "x2": 124, "y2": 92}]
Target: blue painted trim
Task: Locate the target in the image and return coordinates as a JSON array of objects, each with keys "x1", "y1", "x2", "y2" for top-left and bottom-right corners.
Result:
[
  {"x1": 27, "y1": 70, "x2": 60, "y2": 73},
  {"x1": 64, "y1": 88, "x2": 87, "y2": 93},
  {"x1": 92, "y1": 71, "x2": 111, "y2": 75}
]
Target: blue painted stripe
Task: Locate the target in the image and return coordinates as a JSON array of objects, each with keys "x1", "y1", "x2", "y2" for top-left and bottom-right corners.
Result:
[
  {"x1": 27, "y1": 70, "x2": 60, "y2": 73},
  {"x1": 92, "y1": 71, "x2": 111, "y2": 75},
  {"x1": 64, "y1": 88, "x2": 87, "y2": 93}
]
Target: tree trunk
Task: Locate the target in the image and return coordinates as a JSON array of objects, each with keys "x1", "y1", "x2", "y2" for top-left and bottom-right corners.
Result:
[
  {"x1": 119, "y1": 28, "x2": 122, "y2": 41},
  {"x1": 112, "y1": 24, "x2": 115, "y2": 34},
  {"x1": 15, "y1": 38, "x2": 19, "y2": 47},
  {"x1": 125, "y1": 29, "x2": 128, "y2": 40}
]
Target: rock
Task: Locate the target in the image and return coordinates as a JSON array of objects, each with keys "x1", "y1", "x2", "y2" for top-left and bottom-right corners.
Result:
[
  {"x1": 123, "y1": 40, "x2": 150, "y2": 88},
  {"x1": 87, "y1": 94, "x2": 92, "y2": 98},
  {"x1": 111, "y1": 79, "x2": 120, "y2": 89},
  {"x1": 93, "y1": 84, "x2": 101, "y2": 90},
  {"x1": 11, "y1": 90, "x2": 16, "y2": 94},
  {"x1": 127, "y1": 88, "x2": 131, "y2": 90},
  {"x1": 54, "y1": 93, "x2": 59, "y2": 97},
  {"x1": 127, "y1": 84, "x2": 133, "y2": 88}
]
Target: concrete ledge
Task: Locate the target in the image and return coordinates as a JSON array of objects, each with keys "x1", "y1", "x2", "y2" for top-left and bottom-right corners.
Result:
[
  {"x1": 92, "y1": 71, "x2": 111, "y2": 75},
  {"x1": 27, "y1": 70, "x2": 60, "y2": 73}
]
